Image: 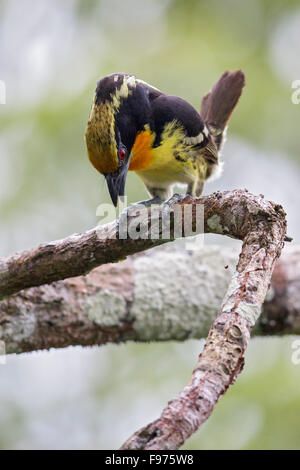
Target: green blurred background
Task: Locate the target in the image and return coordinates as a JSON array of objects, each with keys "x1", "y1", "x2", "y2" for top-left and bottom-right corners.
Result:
[{"x1": 0, "y1": 0, "x2": 299, "y2": 449}]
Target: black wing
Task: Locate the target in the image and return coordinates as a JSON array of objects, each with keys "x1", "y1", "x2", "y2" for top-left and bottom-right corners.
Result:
[{"x1": 150, "y1": 95, "x2": 206, "y2": 146}]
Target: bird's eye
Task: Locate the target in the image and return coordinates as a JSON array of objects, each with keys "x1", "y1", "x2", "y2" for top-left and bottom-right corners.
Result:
[{"x1": 119, "y1": 149, "x2": 126, "y2": 160}]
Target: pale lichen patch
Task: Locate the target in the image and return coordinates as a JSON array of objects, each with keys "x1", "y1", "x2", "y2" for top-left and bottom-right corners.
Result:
[
  {"x1": 223, "y1": 272, "x2": 240, "y2": 301},
  {"x1": 131, "y1": 246, "x2": 239, "y2": 341},
  {"x1": 236, "y1": 302, "x2": 261, "y2": 325},
  {"x1": 223, "y1": 299, "x2": 261, "y2": 326},
  {"x1": 0, "y1": 307, "x2": 36, "y2": 353},
  {"x1": 84, "y1": 289, "x2": 127, "y2": 327},
  {"x1": 207, "y1": 214, "x2": 224, "y2": 234}
]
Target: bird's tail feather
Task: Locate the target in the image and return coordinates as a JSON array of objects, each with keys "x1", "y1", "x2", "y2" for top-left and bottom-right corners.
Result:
[{"x1": 200, "y1": 70, "x2": 246, "y2": 150}]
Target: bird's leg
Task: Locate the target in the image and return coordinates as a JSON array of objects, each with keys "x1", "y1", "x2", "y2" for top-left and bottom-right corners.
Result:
[
  {"x1": 117, "y1": 192, "x2": 192, "y2": 239},
  {"x1": 130, "y1": 195, "x2": 163, "y2": 209},
  {"x1": 119, "y1": 195, "x2": 162, "y2": 217}
]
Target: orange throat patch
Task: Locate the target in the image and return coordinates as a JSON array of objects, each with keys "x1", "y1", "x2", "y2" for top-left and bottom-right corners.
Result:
[{"x1": 129, "y1": 129, "x2": 155, "y2": 171}]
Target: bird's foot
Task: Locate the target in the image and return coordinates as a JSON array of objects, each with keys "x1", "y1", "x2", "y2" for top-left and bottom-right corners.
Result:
[
  {"x1": 161, "y1": 193, "x2": 190, "y2": 219},
  {"x1": 117, "y1": 196, "x2": 162, "y2": 238}
]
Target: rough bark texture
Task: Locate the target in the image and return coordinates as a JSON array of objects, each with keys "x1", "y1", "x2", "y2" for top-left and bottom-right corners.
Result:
[
  {"x1": 0, "y1": 189, "x2": 288, "y2": 450},
  {"x1": 120, "y1": 193, "x2": 287, "y2": 450},
  {"x1": 0, "y1": 189, "x2": 286, "y2": 299},
  {"x1": 0, "y1": 245, "x2": 299, "y2": 354}
]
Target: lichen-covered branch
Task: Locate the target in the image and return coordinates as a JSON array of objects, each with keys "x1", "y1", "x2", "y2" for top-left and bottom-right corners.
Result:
[
  {"x1": 120, "y1": 193, "x2": 287, "y2": 450},
  {"x1": 0, "y1": 187, "x2": 289, "y2": 451},
  {"x1": 0, "y1": 245, "x2": 299, "y2": 354}
]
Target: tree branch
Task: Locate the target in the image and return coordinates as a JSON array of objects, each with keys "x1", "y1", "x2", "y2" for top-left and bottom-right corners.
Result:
[
  {"x1": 120, "y1": 193, "x2": 287, "y2": 450},
  {"x1": 0, "y1": 189, "x2": 285, "y2": 299},
  {"x1": 0, "y1": 245, "x2": 299, "y2": 354},
  {"x1": 0, "y1": 189, "x2": 289, "y2": 450},
  {"x1": 0, "y1": 179, "x2": 288, "y2": 451}
]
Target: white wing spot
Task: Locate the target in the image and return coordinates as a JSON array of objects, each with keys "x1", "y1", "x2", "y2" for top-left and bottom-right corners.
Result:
[
  {"x1": 184, "y1": 132, "x2": 204, "y2": 145},
  {"x1": 126, "y1": 75, "x2": 136, "y2": 87}
]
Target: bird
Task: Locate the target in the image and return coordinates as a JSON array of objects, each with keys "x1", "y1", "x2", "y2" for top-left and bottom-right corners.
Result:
[{"x1": 85, "y1": 72, "x2": 241, "y2": 212}]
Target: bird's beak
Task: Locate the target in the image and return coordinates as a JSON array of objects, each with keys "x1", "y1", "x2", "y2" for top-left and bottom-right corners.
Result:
[{"x1": 105, "y1": 162, "x2": 129, "y2": 207}]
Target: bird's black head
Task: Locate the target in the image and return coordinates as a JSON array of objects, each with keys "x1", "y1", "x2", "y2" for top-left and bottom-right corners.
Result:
[{"x1": 85, "y1": 73, "x2": 155, "y2": 206}]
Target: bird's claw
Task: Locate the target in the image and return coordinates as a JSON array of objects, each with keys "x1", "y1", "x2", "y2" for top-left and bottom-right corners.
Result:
[
  {"x1": 161, "y1": 193, "x2": 189, "y2": 219},
  {"x1": 117, "y1": 195, "x2": 188, "y2": 239},
  {"x1": 117, "y1": 197, "x2": 162, "y2": 238}
]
